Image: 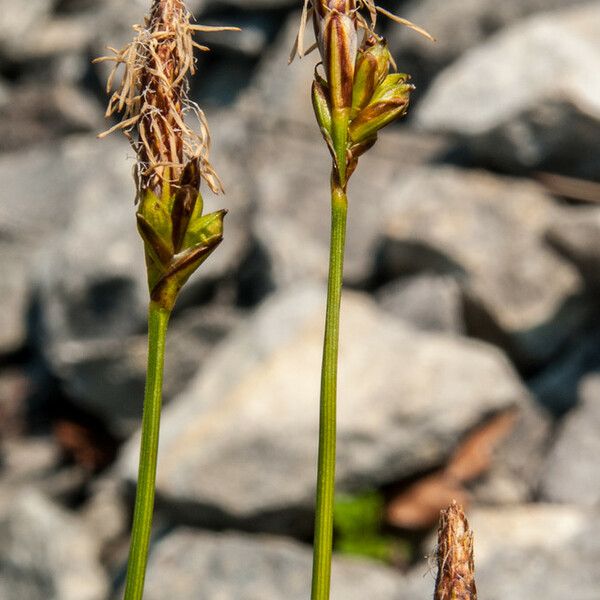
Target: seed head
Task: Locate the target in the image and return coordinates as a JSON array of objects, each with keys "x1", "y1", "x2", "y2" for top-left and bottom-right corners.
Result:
[
  {"x1": 293, "y1": 1, "x2": 431, "y2": 187},
  {"x1": 95, "y1": 0, "x2": 237, "y2": 309},
  {"x1": 95, "y1": 0, "x2": 239, "y2": 198},
  {"x1": 434, "y1": 501, "x2": 478, "y2": 600}
]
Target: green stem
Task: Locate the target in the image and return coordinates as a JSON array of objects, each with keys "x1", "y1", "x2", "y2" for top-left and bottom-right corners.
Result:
[
  {"x1": 123, "y1": 302, "x2": 171, "y2": 600},
  {"x1": 311, "y1": 178, "x2": 348, "y2": 600}
]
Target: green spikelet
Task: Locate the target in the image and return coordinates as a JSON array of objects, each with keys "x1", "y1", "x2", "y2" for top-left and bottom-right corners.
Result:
[{"x1": 136, "y1": 160, "x2": 225, "y2": 311}]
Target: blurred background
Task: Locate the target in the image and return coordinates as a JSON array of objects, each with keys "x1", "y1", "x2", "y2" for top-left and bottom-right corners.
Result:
[{"x1": 1, "y1": 0, "x2": 600, "y2": 598}]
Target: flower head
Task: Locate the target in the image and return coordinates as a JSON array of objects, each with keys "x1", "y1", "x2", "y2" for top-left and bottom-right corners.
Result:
[
  {"x1": 96, "y1": 0, "x2": 238, "y2": 310},
  {"x1": 95, "y1": 0, "x2": 238, "y2": 198},
  {"x1": 292, "y1": 1, "x2": 432, "y2": 187}
]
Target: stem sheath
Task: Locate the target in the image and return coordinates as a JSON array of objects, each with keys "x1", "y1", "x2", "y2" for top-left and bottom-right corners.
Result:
[
  {"x1": 311, "y1": 179, "x2": 348, "y2": 600},
  {"x1": 123, "y1": 302, "x2": 171, "y2": 600}
]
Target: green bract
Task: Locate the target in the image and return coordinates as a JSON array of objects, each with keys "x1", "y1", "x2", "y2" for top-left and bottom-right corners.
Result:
[
  {"x1": 312, "y1": 36, "x2": 414, "y2": 187},
  {"x1": 351, "y1": 40, "x2": 390, "y2": 118},
  {"x1": 136, "y1": 161, "x2": 225, "y2": 311},
  {"x1": 349, "y1": 74, "x2": 412, "y2": 143}
]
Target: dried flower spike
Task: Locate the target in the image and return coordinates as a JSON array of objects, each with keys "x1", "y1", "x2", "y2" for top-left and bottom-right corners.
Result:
[
  {"x1": 435, "y1": 501, "x2": 478, "y2": 600},
  {"x1": 95, "y1": 0, "x2": 238, "y2": 196},
  {"x1": 96, "y1": 0, "x2": 239, "y2": 312},
  {"x1": 95, "y1": 3, "x2": 239, "y2": 599}
]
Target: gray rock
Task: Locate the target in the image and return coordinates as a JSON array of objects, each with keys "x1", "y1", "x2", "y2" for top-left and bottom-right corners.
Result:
[
  {"x1": 416, "y1": 3, "x2": 600, "y2": 177},
  {"x1": 387, "y1": 0, "x2": 590, "y2": 83},
  {"x1": 0, "y1": 490, "x2": 108, "y2": 600},
  {"x1": 16, "y1": 18, "x2": 95, "y2": 61},
  {"x1": 0, "y1": 369, "x2": 30, "y2": 439},
  {"x1": 33, "y1": 136, "x2": 149, "y2": 420},
  {"x1": 0, "y1": 138, "x2": 101, "y2": 351},
  {"x1": 467, "y1": 505, "x2": 600, "y2": 599},
  {"x1": 0, "y1": 439, "x2": 60, "y2": 498},
  {"x1": 200, "y1": 14, "x2": 274, "y2": 58},
  {"x1": 407, "y1": 504, "x2": 600, "y2": 600},
  {"x1": 163, "y1": 305, "x2": 242, "y2": 398},
  {"x1": 0, "y1": 0, "x2": 108, "y2": 63},
  {"x1": 377, "y1": 166, "x2": 583, "y2": 365},
  {"x1": 48, "y1": 335, "x2": 148, "y2": 434},
  {"x1": 547, "y1": 206, "x2": 600, "y2": 289},
  {"x1": 42, "y1": 302, "x2": 240, "y2": 437},
  {"x1": 0, "y1": 77, "x2": 9, "y2": 109},
  {"x1": 118, "y1": 285, "x2": 530, "y2": 533},
  {"x1": 0, "y1": 0, "x2": 54, "y2": 59},
  {"x1": 239, "y1": 12, "x2": 316, "y2": 131},
  {"x1": 375, "y1": 274, "x2": 464, "y2": 334},
  {"x1": 469, "y1": 400, "x2": 552, "y2": 504},
  {"x1": 540, "y1": 374, "x2": 600, "y2": 504},
  {"x1": 0, "y1": 438, "x2": 93, "y2": 506},
  {"x1": 81, "y1": 477, "x2": 129, "y2": 571},
  {"x1": 0, "y1": 245, "x2": 31, "y2": 352},
  {"x1": 529, "y1": 328, "x2": 600, "y2": 415},
  {"x1": 138, "y1": 529, "x2": 415, "y2": 600},
  {"x1": 0, "y1": 83, "x2": 103, "y2": 151},
  {"x1": 197, "y1": 108, "x2": 253, "y2": 285},
  {"x1": 140, "y1": 505, "x2": 600, "y2": 600}
]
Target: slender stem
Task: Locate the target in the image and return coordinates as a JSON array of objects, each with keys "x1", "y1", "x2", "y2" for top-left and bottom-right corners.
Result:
[
  {"x1": 311, "y1": 178, "x2": 348, "y2": 600},
  {"x1": 123, "y1": 302, "x2": 171, "y2": 600}
]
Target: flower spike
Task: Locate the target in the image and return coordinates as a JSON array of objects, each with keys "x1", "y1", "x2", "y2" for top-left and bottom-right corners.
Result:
[
  {"x1": 293, "y1": 2, "x2": 430, "y2": 188},
  {"x1": 95, "y1": 3, "x2": 240, "y2": 599},
  {"x1": 97, "y1": 0, "x2": 239, "y2": 311},
  {"x1": 290, "y1": 4, "x2": 432, "y2": 600},
  {"x1": 95, "y1": 0, "x2": 239, "y2": 197}
]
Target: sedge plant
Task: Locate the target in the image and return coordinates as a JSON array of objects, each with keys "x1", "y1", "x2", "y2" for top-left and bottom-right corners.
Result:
[
  {"x1": 95, "y1": 1, "x2": 238, "y2": 598},
  {"x1": 291, "y1": 2, "x2": 432, "y2": 598}
]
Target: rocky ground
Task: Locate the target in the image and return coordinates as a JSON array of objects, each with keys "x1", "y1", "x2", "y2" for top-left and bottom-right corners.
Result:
[{"x1": 2, "y1": 0, "x2": 600, "y2": 598}]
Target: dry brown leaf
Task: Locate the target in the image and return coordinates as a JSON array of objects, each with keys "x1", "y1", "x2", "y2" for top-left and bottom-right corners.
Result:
[
  {"x1": 447, "y1": 409, "x2": 518, "y2": 483},
  {"x1": 386, "y1": 472, "x2": 469, "y2": 530},
  {"x1": 386, "y1": 409, "x2": 518, "y2": 529}
]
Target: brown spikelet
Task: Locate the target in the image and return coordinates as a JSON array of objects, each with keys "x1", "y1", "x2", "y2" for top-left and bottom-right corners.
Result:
[
  {"x1": 291, "y1": 0, "x2": 433, "y2": 62},
  {"x1": 95, "y1": 0, "x2": 238, "y2": 197},
  {"x1": 434, "y1": 501, "x2": 478, "y2": 600}
]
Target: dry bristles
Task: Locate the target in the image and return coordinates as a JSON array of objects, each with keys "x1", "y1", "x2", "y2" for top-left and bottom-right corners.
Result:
[
  {"x1": 434, "y1": 501, "x2": 478, "y2": 600},
  {"x1": 291, "y1": 0, "x2": 433, "y2": 62},
  {"x1": 95, "y1": 0, "x2": 239, "y2": 195}
]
